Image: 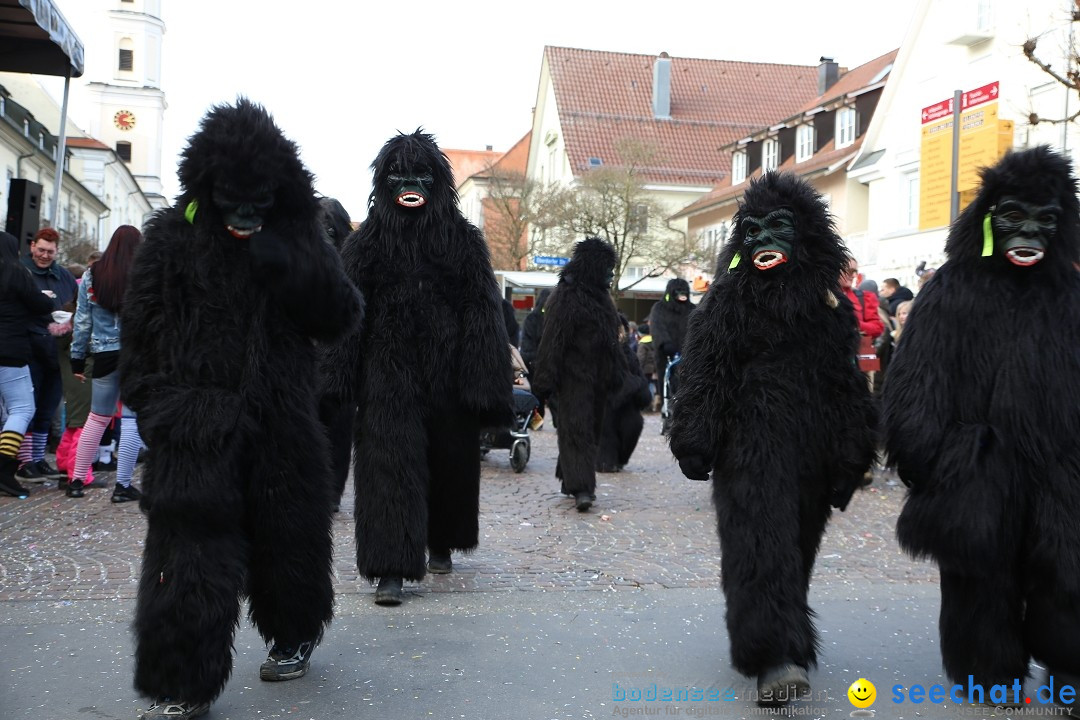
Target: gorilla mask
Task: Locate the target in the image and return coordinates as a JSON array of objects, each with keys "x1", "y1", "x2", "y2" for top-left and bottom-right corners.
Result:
[
  {"x1": 213, "y1": 180, "x2": 274, "y2": 239},
  {"x1": 741, "y1": 208, "x2": 795, "y2": 271},
  {"x1": 369, "y1": 130, "x2": 455, "y2": 214},
  {"x1": 990, "y1": 195, "x2": 1058, "y2": 267}
]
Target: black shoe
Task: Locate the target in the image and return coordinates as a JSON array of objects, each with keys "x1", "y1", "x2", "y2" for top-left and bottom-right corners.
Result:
[
  {"x1": 259, "y1": 640, "x2": 314, "y2": 681},
  {"x1": 575, "y1": 492, "x2": 593, "y2": 512},
  {"x1": 428, "y1": 550, "x2": 453, "y2": 574},
  {"x1": 92, "y1": 459, "x2": 117, "y2": 472},
  {"x1": 374, "y1": 576, "x2": 404, "y2": 606},
  {"x1": 15, "y1": 463, "x2": 43, "y2": 481},
  {"x1": 139, "y1": 698, "x2": 211, "y2": 719},
  {"x1": 756, "y1": 663, "x2": 810, "y2": 707},
  {"x1": 111, "y1": 483, "x2": 142, "y2": 503},
  {"x1": 0, "y1": 475, "x2": 30, "y2": 499},
  {"x1": 66, "y1": 478, "x2": 85, "y2": 498},
  {"x1": 33, "y1": 460, "x2": 65, "y2": 478}
]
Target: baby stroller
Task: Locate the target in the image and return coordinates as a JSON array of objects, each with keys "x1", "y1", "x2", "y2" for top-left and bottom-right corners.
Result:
[
  {"x1": 660, "y1": 353, "x2": 681, "y2": 436},
  {"x1": 479, "y1": 388, "x2": 537, "y2": 473}
]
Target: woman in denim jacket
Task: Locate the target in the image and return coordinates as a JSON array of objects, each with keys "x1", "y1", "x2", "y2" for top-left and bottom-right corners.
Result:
[{"x1": 67, "y1": 225, "x2": 144, "y2": 501}]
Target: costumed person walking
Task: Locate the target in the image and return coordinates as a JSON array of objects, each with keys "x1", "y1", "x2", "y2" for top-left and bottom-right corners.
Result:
[
  {"x1": 322, "y1": 130, "x2": 512, "y2": 607},
  {"x1": 66, "y1": 225, "x2": 145, "y2": 502},
  {"x1": 120, "y1": 98, "x2": 363, "y2": 720},
  {"x1": 668, "y1": 172, "x2": 875, "y2": 705},
  {"x1": 519, "y1": 288, "x2": 552, "y2": 425},
  {"x1": 531, "y1": 237, "x2": 624, "y2": 512},
  {"x1": 648, "y1": 277, "x2": 694, "y2": 401},
  {"x1": 0, "y1": 231, "x2": 54, "y2": 498},
  {"x1": 596, "y1": 313, "x2": 651, "y2": 473},
  {"x1": 883, "y1": 146, "x2": 1080, "y2": 701}
]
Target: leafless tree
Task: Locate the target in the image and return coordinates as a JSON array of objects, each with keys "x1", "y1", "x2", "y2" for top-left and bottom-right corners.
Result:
[{"x1": 1023, "y1": 2, "x2": 1080, "y2": 125}]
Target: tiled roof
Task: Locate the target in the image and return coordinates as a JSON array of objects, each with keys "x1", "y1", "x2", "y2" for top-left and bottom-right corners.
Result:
[
  {"x1": 671, "y1": 50, "x2": 899, "y2": 219},
  {"x1": 443, "y1": 147, "x2": 503, "y2": 189},
  {"x1": 546, "y1": 46, "x2": 823, "y2": 186},
  {"x1": 65, "y1": 137, "x2": 111, "y2": 150},
  {"x1": 675, "y1": 137, "x2": 864, "y2": 217},
  {"x1": 491, "y1": 131, "x2": 530, "y2": 175}
]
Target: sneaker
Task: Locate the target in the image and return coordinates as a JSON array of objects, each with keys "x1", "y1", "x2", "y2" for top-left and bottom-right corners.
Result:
[
  {"x1": 15, "y1": 463, "x2": 43, "y2": 481},
  {"x1": 66, "y1": 478, "x2": 85, "y2": 499},
  {"x1": 112, "y1": 483, "x2": 142, "y2": 503},
  {"x1": 574, "y1": 491, "x2": 593, "y2": 512},
  {"x1": 139, "y1": 698, "x2": 211, "y2": 719},
  {"x1": 374, "y1": 576, "x2": 404, "y2": 606},
  {"x1": 33, "y1": 460, "x2": 65, "y2": 478},
  {"x1": 93, "y1": 459, "x2": 118, "y2": 472},
  {"x1": 428, "y1": 550, "x2": 453, "y2": 574},
  {"x1": 0, "y1": 475, "x2": 30, "y2": 499},
  {"x1": 84, "y1": 473, "x2": 109, "y2": 489},
  {"x1": 259, "y1": 640, "x2": 314, "y2": 681}
]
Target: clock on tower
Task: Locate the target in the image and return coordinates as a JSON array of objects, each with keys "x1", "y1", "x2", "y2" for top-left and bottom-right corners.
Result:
[{"x1": 113, "y1": 110, "x2": 136, "y2": 131}]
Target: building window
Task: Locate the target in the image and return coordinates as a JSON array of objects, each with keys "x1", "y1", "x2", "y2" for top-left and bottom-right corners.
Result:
[
  {"x1": 117, "y1": 141, "x2": 132, "y2": 162},
  {"x1": 118, "y1": 48, "x2": 134, "y2": 71},
  {"x1": 836, "y1": 107, "x2": 857, "y2": 148},
  {"x1": 38, "y1": 132, "x2": 45, "y2": 150},
  {"x1": 976, "y1": 0, "x2": 993, "y2": 33},
  {"x1": 795, "y1": 124, "x2": 814, "y2": 163},
  {"x1": 631, "y1": 204, "x2": 649, "y2": 234},
  {"x1": 731, "y1": 150, "x2": 747, "y2": 184},
  {"x1": 23, "y1": 118, "x2": 29, "y2": 137},
  {"x1": 762, "y1": 138, "x2": 779, "y2": 171},
  {"x1": 900, "y1": 172, "x2": 919, "y2": 228}
]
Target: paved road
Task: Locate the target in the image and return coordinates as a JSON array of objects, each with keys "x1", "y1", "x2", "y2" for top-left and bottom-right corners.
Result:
[{"x1": 1, "y1": 414, "x2": 1066, "y2": 719}]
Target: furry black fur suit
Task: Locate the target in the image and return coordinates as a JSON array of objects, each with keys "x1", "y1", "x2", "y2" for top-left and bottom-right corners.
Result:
[
  {"x1": 324, "y1": 130, "x2": 512, "y2": 582},
  {"x1": 597, "y1": 327, "x2": 651, "y2": 472},
  {"x1": 119, "y1": 99, "x2": 363, "y2": 705},
  {"x1": 668, "y1": 172, "x2": 875, "y2": 679},
  {"x1": 883, "y1": 146, "x2": 1080, "y2": 685},
  {"x1": 532, "y1": 238, "x2": 623, "y2": 500},
  {"x1": 648, "y1": 277, "x2": 695, "y2": 375},
  {"x1": 317, "y1": 197, "x2": 358, "y2": 510},
  {"x1": 519, "y1": 288, "x2": 552, "y2": 417}
]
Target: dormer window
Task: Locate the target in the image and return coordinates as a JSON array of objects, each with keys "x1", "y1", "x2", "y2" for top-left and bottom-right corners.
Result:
[
  {"x1": 762, "y1": 138, "x2": 779, "y2": 171},
  {"x1": 732, "y1": 150, "x2": 747, "y2": 184},
  {"x1": 836, "y1": 107, "x2": 857, "y2": 148},
  {"x1": 38, "y1": 132, "x2": 45, "y2": 150},
  {"x1": 795, "y1": 124, "x2": 815, "y2": 163}
]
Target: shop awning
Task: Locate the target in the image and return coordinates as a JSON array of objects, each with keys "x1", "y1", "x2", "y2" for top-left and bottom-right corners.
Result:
[{"x1": 0, "y1": 0, "x2": 84, "y2": 78}]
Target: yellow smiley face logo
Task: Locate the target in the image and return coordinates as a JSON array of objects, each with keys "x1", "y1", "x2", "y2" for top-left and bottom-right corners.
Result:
[{"x1": 848, "y1": 678, "x2": 876, "y2": 708}]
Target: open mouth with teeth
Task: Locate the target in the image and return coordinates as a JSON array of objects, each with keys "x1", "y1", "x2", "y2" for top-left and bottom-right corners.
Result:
[
  {"x1": 752, "y1": 250, "x2": 788, "y2": 270},
  {"x1": 1006, "y1": 247, "x2": 1045, "y2": 266},
  {"x1": 396, "y1": 192, "x2": 426, "y2": 208},
  {"x1": 227, "y1": 225, "x2": 262, "y2": 239}
]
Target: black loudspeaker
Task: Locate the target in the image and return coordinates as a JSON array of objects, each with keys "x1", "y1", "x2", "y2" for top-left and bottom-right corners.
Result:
[{"x1": 5, "y1": 179, "x2": 43, "y2": 247}]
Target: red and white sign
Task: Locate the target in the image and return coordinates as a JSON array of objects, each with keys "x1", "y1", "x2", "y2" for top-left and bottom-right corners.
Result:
[
  {"x1": 962, "y1": 81, "x2": 999, "y2": 109},
  {"x1": 921, "y1": 98, "x2": 953, "y2": 124},
  {"x1": 921, "y1": 81, "x2": 1000, "y2": 124}
]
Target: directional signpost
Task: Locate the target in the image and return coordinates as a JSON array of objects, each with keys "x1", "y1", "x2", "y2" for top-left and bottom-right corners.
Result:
[{"x1": 919, "y1": 81, "x2": 1013, "y2": 231}]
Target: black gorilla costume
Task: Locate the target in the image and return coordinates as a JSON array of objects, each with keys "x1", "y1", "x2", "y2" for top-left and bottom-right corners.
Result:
[
  {"x1": 316, "y1": 197, "x2": 357, "y2": 511},
  {"x1": 648, "y1": 277, "x2": 695, "y2": 375},
  {"x1": 120, "y1": 99, "x2": 362, "y2": 708},
  {"x1": 519, "y1": 288, "x2": 552, "y2": 418},
  {"x1": 884, "y1": 146, "x2": 1080, "y2": 688},
  {"x1": 596, "y1": 314, "x2": 651, "y2": 472},
  {"x1": 324, "y1": 130, "x2": 512, "y2": 599},
  {"x1": 532, "y1": 237, "x2": 623, "y2": 511},
  {"x1": 668, "y1": 172, "x2": 875, "y2": 702}
]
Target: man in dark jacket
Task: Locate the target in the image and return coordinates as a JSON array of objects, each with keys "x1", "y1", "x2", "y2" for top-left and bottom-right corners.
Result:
[
  {"x1": 16, "y1": 228, "x2": 76, "y2": 481},
  {"x1": 879, "y1": 278, "x2": 914, "y2": 316}
]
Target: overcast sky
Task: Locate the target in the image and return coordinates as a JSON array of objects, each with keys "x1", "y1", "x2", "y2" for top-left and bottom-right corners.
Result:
[{"x1": 46, "y1": 1, "x2": 921, "y2": 222}]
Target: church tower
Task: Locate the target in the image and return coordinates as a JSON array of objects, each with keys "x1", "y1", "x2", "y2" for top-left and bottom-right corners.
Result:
[{"x1": 84, "y1": 0, "x2": 168, "y2": 209}]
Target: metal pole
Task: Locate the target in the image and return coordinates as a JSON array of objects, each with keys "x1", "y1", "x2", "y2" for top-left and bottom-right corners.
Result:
[
  {"x1": 50, "y1": 70, "x2": 72, "y2": 228},
  {"x1": 949, "y1": 89, "x2": 962, "y2": 223}
]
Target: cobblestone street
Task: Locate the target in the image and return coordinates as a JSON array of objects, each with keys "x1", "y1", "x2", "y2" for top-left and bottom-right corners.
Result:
[{"x1": 0, "y1": 413, "x2": 935, "y2": 603}]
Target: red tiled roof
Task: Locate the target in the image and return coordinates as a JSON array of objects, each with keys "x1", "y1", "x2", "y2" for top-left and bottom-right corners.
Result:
[
  {"x1": 672, "y1": 50, "x2": 899, "y2": 218},
  {"x1": 676, "y1": 137, "x2": 864, "y2": 216},
  {"x1": 491, "y1": 131, "x2": 531, "y2": 175},
  {"x1": 444, "y1": 147, "x2": 503, "y2": 188},
  {"x1": 64, "y1": 137, "x2": 110, "y2": 150},
  {"x1": 546, "y1": 46, "x2": 823, "y2": 186}
]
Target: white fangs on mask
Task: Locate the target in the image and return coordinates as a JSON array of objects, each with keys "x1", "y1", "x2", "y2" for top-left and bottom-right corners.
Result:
[{"x1": 227, "y1": 225, "x2": 262, "y2": 239}]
